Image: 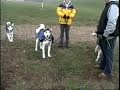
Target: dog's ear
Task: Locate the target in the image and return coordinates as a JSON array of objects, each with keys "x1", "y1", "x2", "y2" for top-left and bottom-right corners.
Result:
[
  {"x1": 11, "y1": 23, "x2": 14, "y2": 27},
  {"x1": 6, "y1": 22, "x2": 11, "y2": 26},
  {"x1": 46, "y1": 28, "x2": 50, "y2": 30}
]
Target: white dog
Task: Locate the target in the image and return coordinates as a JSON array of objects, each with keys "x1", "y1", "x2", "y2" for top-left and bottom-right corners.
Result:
[
  {"x1": 92, "y1": 32, "x2": 102, "y2": 62},
  {"x1": 5, "y1": 22, "x2": 14, "y2": 42},
  {"x1": 35, "y1": 24, "x2": 54, "y2": 59}
]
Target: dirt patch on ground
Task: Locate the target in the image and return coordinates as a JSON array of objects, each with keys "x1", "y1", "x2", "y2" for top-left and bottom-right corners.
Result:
[
  {"x1": 1, "y1": 25, "x2": 97, "y2": 44},
  {"x1": 2, "y1": 24, "x2": 119, "y2": 46}
]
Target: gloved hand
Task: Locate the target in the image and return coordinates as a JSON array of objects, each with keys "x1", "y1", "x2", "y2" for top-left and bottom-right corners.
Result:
[
  {"x1": 66, "y1": 16, "x2": 70, "y2": 19},
  {"x1": 63, "y1": 15, "x2": 67, "y2": 18},
  {"x1": 97, "y1": 35, "x2": 107, "y2": 45}
]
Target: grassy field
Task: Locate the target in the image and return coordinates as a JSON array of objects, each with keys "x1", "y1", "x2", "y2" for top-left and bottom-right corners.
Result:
[
  {"x1": 1, "y1": 39, "x2": 119, "y2": 90},
  {"x1": 1, "y1": 0, "x2": 104, "y2": 26},
  {"x1": 1, "y1": 40, "x2": 94, "y2": 90},
  {"x1": 1, "y1": 0, "x2": 119, "y2": 90}
]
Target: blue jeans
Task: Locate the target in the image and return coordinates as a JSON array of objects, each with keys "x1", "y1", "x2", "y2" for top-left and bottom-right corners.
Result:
[{"x1": 99, "y1": 37, "x2": 117, "y2": 76}]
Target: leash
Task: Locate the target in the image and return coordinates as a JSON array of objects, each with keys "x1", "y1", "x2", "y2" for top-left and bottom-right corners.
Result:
[
  {"x1": 106, "y1": 39, "x2": 111, "y2": 48},
  {"x1": 79, "y1": 72, "x2": 94, "y2": 90},
  {"x1": 53, "y1": 36, "x2": 60, "y2": 44}
]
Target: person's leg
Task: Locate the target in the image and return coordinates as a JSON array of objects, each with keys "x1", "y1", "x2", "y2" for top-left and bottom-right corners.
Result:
[
  {"x1": 65, "y1": 25, "x2": 70, "y2": 48},
  {"x1": 99, "y1": 37, "x2": 116, "y2": 77},
  {"x1": 59, "y1": 24, "x2": 65, "y2": 47},
  {"x1": 99, "y1": 43, "x2": 106, "y2": 70},
  {"x1": 103, "y1": 38, "x2": 116, "y2": 76}
]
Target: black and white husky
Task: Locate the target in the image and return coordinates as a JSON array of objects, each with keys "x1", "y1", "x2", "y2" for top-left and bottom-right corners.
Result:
[
  {"x1": 5, "y1": 22, "x2": 14, "y2": 42},
  {"x1": 35, "y1": 24, "x2": 54, "y2": 59}
]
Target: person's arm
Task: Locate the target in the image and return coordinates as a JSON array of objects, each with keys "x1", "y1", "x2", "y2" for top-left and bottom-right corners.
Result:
[
  {"x1": 103, "y1": 4, "x2": 119, "y2": 37},
  {"x1": 56, "y1": 4, "x2": 64, "y2": 17},
  {"x1": 69, "y1": 8, "x2": 76, "y2": 18},
  {"x1": 68, "y1": 5, "x2": 76, "y2": 18}
]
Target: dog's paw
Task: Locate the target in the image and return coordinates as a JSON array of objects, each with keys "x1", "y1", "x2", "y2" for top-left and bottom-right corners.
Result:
[
  {"x1": 35, "y1": 49, "x2": 38, "y2": 51},
  {"x1": 10, "y1": 40, "x2": 13, "y2": 42},
  {"x1": 95, "y1": 59, "x2": 99, "y2": 62},
  {"x1": 9, "y1": 40, "x2": 13, "y2": 42},
  {"x1": 42, "y1": 57, "x2": 46, "y2": 59},
  {"x1": 42, "y1": 55, "x2": 46, "y2": 59},
  {"x1": 48, "y1": 55, "x2": 51, "y2": 58}
]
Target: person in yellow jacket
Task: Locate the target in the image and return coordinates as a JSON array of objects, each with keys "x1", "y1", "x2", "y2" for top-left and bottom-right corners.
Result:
[{"x1": 56, "y1": 0, "x2": 76, "y2": 48}]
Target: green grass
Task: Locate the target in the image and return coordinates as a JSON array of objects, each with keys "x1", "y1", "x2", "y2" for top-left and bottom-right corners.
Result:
[
  {"x1": 1, "y1": 0, "x2": 104, "y2": 26},
  {"x1": 1, "y1": 38, "x2": 119, "y2": 90},
  {"x1": 1, "y1": 39, "x2": 97, "y2": 90},
  {"x1": 1, "y1": 0, "x2": 119, "y2": 89}
]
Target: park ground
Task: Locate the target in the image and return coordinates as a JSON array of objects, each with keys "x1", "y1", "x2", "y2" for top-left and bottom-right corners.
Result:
[{"x1": 1, "y1": 0, "x2": 119, "y2": 90}]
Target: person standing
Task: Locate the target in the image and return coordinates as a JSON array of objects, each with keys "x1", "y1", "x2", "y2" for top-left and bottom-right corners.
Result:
[
  {"x1": 56, "y1": 0, "x2": 76, "y2": 48},
  {"x1": 96, "y1": 0, "x2": 119, "y2": 78}
]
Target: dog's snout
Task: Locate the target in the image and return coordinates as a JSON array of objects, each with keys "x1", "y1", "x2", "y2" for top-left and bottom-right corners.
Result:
[
  {"x1": 92, "y1": 32, "x2": 97, "y2": 36},
  {"x1": 49, "y1": 36, "x2": 51, "y2": 39},
  {"x1": 8, "y1": 26, "x2": 13, "y2": 31}
]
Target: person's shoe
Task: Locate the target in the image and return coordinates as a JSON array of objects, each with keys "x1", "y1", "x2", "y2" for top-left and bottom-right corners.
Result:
[{"x1": 98, "y1": 73, "x2": 108, "y2": 79}]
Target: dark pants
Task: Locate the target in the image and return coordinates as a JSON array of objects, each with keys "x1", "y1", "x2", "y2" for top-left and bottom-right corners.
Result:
[
  {"x1": 59, "y1": 24, "x2": 70, "y2": 47},
  {"x1": 99, "y1": 37, "x2": 117, "y2": 76}
]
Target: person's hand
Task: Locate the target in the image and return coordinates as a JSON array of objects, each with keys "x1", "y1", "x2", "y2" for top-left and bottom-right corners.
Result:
[
  {"x1": 66, "y1": 16, "x2": 70, "y2": 19},
  {"x1": 63, "y1": 15, "x2": 67, "y2": 18},
  {"x1": 97, "y1": 35, "x2": 107, "y2": 45}
]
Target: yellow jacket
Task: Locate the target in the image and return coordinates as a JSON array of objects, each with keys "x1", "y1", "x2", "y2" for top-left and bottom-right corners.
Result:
[{"x1": 56, "y1": 2, "x2": 76, "y2": 25}]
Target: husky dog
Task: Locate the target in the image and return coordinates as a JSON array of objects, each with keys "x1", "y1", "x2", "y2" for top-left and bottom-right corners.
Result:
[
  {"x1": 92, "y1": 32, "x2": 102, "y2": 62},
  {"x1": 5, "y1": 22, "x2": 14, "y2": 42},
  {"x1": 35, "y1": 24, "x2": 54, "y2": 59}
]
